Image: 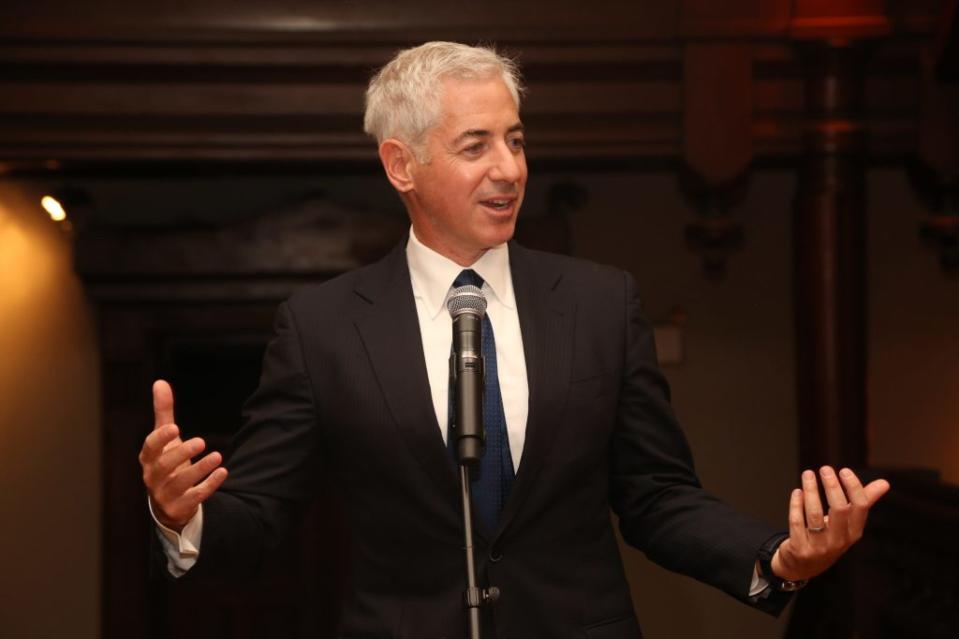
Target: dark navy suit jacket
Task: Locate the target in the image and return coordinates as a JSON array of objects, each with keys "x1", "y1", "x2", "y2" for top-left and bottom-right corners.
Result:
[{"x1": 190, "y1": 240, "x2": 788, "y2": 638}]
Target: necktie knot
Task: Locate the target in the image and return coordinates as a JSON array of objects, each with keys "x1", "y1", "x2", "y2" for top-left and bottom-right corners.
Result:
[{"x1": 453, "y1": 269, "x2": 484, "y2": 289}]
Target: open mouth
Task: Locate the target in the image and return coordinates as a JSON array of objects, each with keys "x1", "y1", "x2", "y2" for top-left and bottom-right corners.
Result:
[{"x1": 480, "y1": 198, "x2": 515, "y2": 211}]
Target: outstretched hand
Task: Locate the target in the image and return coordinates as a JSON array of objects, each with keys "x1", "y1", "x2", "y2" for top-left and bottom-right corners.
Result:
[
  {"x1": 771, "y1": 466, "x2": 890, "y2": 582},
  {"x1": 138, "y1": 380, "x2": 228, "y2": 532}
]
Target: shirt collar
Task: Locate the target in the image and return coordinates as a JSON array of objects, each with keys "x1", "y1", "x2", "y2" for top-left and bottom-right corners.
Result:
[{"x1": 406, "y1": 226, "x2": 515, "y2": 320}]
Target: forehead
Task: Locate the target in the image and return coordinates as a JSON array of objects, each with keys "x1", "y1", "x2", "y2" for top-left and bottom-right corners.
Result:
[{"x1": 434, "y1": 76, "x2": 520, "y2": 131}]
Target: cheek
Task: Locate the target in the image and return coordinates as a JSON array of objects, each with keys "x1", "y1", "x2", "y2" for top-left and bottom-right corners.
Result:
[{"x1": 421, "y1": 166, "x2": 487, "y2": 212}]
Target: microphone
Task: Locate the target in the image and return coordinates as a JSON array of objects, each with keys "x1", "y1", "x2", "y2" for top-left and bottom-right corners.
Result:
[{"x1": 447, "y1": 284, "x2": 487, "y2": 466}]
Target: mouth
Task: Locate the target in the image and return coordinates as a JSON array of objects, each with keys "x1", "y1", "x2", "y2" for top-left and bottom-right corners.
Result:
[{"x1": 479, "y1": 197, "x2": 517, "y2": 213}]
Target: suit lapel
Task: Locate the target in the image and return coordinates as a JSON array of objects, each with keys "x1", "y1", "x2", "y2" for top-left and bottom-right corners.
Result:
[
  {"x1": 495, "y1": 244, "x2": 573, "y2": 542},
  {"x1": 352, "y1": 242, "x2": 459, "y2": 507},
  {"x1": 350, "y1": 241, "x2": 575, "y2": 539}
]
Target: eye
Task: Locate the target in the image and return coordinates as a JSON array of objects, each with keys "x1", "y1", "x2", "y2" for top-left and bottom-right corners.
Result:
[
  {"x1": 508, "y1": 136, "x2": 526, "y2": 151},
  {"x1": 462, "y1": 141, "x2": 486, "y2": 156}
]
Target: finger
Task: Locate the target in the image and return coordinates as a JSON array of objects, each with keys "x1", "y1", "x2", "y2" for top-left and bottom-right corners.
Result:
[
  {"x1": 159, "y1": 433, "x2": 184, "y2": 456},
  {"x1": 825, "y1": 496, "x2": 851, "y2": 545},
  {"x1": 820, "y1": 466, "x2": 849, "y2": 509},
  {"x1": 153, "y1": 380, "x2": 175, "y2": 430},
  {"x1": 801, "y1": 469, "x2": 826, "y2": 532},
  {"x1": 863, "y1": 478, "x2": 891, "y2": 506},
  {"x1": 164, "y1": 451, "x2": 223, "y2": 496},
  {"x1": 149, "y1": 437, "x2": 207, "y2": 486},
  {"x1": 838, "y1": 468, "x2": 867, "y2": 506},
  {"x1": 140, "y1": 423, "x2": 180, "y2": 464},
  {"x1": 839, "y1": 468, "x2": 869, "y2": 533},
  {"x1": 787, "y1": 488, "x2": 806, "y2": 541},
  {"x1": 184, "y1": 467, "x2": 229, "y2": 506}
]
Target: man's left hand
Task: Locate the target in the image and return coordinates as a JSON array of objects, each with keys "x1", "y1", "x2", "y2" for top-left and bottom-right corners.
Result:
[{"x1": 771, "y1": 466, "x2": 890, "y2": 582}]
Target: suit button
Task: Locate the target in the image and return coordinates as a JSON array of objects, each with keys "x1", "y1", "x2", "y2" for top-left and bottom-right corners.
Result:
[{"x1": 489, "y1": 549, "x2": 503, "y2": 562}]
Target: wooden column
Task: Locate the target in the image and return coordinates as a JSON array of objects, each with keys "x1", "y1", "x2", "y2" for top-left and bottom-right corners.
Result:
[
  {"x1": 790, "y1": 3, "x2": 889, "y2": 470},
  {"x1": 681, "y1": 42, "x2": 753, "y2": 278}
]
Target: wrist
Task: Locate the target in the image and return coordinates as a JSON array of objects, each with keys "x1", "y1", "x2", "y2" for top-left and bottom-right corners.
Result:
[
  {"x1": 148, "y1": 496, "x2": 191, "y2": 534},
  {"x1": 758, "y1": 533, "x2": 807, "y2": 592},
  {"x1": 770, "y1": 548, "x2": 785, "y2": 579}
]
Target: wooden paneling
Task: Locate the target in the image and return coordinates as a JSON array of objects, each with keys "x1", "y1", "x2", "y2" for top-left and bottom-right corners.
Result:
[
  {"x1": 0, "y1": 1, "x2": 945, "y2": 168},
  {"x1": 680, "y1": 0, "x2": 792, "y2": 37},
  {"x1": 683, "y1": 44, "x2": 753, "y2": 183},
  {"x1": 0, "y1": 0, "x2": 680, "y2": 40}
]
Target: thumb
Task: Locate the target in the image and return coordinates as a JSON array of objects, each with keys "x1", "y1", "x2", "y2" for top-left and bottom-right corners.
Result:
[
  {"x1": 863, "y1": 478, "x2": 891, "y2": 506},
  {"x1": 153, "y1": 379, "x2": 176, "y2": 431}
]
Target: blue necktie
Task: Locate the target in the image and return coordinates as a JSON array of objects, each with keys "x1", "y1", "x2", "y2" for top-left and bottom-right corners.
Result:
[{"x1": 448, "y1": 269, "x2": 515, "y2": 533}]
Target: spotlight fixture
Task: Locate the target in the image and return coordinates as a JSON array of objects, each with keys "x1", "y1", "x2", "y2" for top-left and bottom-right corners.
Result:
[{"x1": 41, "y1": 195, "x2": 67, "y2": 222}]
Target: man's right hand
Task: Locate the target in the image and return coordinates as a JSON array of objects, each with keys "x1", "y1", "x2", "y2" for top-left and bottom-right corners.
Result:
[{"x1": 139, "y1": 379, "x2": 229, "y2": 532}]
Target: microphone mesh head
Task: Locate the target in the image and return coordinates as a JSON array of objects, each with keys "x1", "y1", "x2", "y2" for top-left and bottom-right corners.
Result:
[{"x1": 446, "y1": 285, "x2": 487, "y2": 317}]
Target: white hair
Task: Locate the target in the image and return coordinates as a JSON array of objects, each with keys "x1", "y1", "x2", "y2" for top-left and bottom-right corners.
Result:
[{"x1": 363, "y1": 41, "x2": 524, "y2": 156}]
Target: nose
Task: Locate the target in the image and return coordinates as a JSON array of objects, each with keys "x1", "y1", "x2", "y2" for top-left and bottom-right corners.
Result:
[{"x1": 488, "y1": 141, "x2": 524, "y2": 184}]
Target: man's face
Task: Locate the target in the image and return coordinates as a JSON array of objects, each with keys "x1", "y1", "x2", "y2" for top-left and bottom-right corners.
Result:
[{"x1": 405, "y1": 75, "x2": 527, "y2": 266}]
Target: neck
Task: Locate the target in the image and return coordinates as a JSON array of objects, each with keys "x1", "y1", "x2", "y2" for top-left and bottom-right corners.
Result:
[{"x1": 410, "y1": 223, "x2": 487, "y2": 267}]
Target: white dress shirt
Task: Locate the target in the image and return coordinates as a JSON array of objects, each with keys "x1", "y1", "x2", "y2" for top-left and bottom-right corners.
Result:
[{"x1": 406, "y1": 227, "x2": 528, "y2": 470}]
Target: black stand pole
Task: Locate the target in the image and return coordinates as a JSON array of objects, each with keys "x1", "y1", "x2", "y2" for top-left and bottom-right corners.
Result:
[
  {"x1": 459, "y1": 464, "x2": 499, "y2": 639},
  {"x1": 448, "y1": 299, "x2": 500, "y2": 638}
]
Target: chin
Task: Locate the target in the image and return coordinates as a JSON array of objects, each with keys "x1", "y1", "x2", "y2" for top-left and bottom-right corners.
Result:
[{"x1": 483, "y1": 223, "x2": 517, "y2": 248}]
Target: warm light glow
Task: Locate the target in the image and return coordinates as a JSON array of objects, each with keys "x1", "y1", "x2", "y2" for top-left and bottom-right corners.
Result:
[{"x1": 41, "y1": 195, "x2": 66, "y2": 222}]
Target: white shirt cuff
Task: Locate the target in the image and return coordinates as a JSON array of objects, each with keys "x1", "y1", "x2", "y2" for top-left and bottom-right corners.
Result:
[
  {"x1": 749, "y1": 562, "x2": 770, "y2": 597},
  {"x1": 148, "y1": 499, "x2": 203, "y2": 578}
]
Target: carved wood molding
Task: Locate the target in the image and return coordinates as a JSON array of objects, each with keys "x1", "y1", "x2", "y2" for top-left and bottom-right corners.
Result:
[
  {"x1": 0, "y1": 0, "x2": 944, "y2": 168},
  {"x1": 74, "y1": 193, "x2": 408, "y2": 303}
]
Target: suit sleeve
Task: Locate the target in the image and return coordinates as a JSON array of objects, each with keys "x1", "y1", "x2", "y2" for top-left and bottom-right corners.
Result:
[
  {"x1": 609, "y1": 272, "x2": 791, "y2": 615},
  {"x1": 189, "y1": 300, "x2": 322, "y2": 578}
]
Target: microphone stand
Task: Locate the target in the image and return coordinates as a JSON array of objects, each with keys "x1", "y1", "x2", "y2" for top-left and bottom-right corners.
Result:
[
  {"x1": 449, "y1": 299, "x2": 500, "y2": 639},
  {"x1": 458, "y1": 464, "x2": 499, "y2": 639}
]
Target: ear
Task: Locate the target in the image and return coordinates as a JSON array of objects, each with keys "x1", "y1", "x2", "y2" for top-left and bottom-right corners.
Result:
[{"x1": 378, "y1": 139, "x2": 417, "y2": 194}]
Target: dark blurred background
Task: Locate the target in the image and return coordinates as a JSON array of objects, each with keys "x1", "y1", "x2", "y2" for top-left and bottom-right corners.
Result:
[{"x1": 0, "y1": 1, "x2": 957, "y2": 638}]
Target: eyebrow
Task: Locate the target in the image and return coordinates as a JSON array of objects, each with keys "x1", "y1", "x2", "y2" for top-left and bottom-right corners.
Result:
[{"x1": 452, "y1": 122, "x2": 525, "y2": 146}]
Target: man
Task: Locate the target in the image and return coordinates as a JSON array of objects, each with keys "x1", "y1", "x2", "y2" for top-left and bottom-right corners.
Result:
[{"x1": 140, "y1": 42, "x2": 889, "y2": 637}]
